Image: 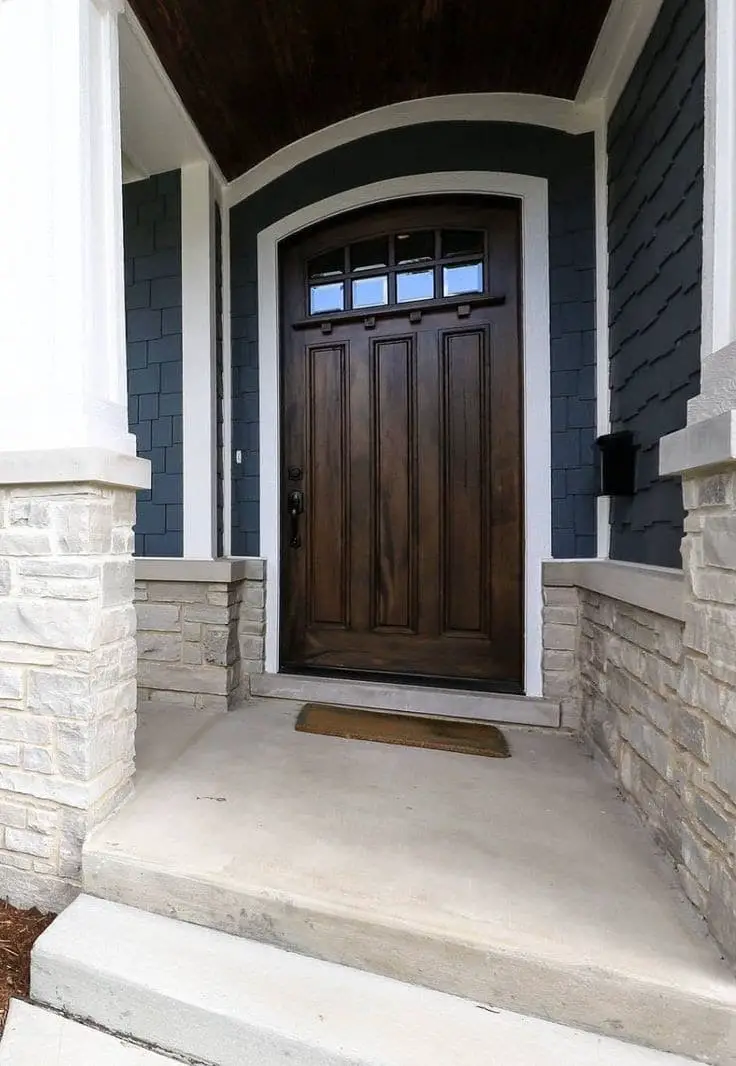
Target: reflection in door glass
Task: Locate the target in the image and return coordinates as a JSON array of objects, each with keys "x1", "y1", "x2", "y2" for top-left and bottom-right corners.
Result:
[
  {"x1": 441, "y1": 230, "x2": 484, "y2": 258},
  {"x1": 350, "y1": 238, "x2": 389, "y2": 273},
  {"x1": 308, "y1": 248, "x2": 344, "y2": 279},
  {"x1": 443, "y1": 262, "x2": 483, "y2": 297},
  {"x1": 310, "y1": 282, "x2": 344, "y2": 314},
  {"x1": 395, "y1": 230, "x2": 434, "y2": 265},
  {"x1": 352, "y1": 275, "x2": 388, "y2": 309},
  {"x1": 397, "y1": 269, "x2": 434, "y2": 303}
]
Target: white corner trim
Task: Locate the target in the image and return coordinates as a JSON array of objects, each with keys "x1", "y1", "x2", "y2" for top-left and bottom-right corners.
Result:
[
  {"x1": 594, "y1": 120, "x2": 611, "y2": 558},
  {"x1": 543, "y1": 559, "x2": 685, "y2": 622},
  {"x1": 257, "y1": 171, "x2": 551, "y2": 697},
  {"x1": 576, "y1": 0, "x2": 664, "y2": 117},
  {"x1": 181, "y1": 162, "x2": 217, "y2": 559},
  {"x1": 221, "y1": 205, "x2": 234, "y2": 558},
  {"x1": 0, "y1": 448, "x2": 150, "y2": 490},
  {"x1": 227, "y1": 95, "x2": 594, "y2": 207},
  {"x1": 660, "y1": 409, "x2": 736, "y2": 476},
  {"x1": 135, "y1": 557, "x2": 263, "y2": 583},
  {"x1": 700, "y1": 0, "x2": 736, "y2": 360}
]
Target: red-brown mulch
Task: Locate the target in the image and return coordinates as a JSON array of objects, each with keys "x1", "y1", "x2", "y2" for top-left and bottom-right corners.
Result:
[{"x1": 0, "y1": 902, "x2": 54, "y2": 1030}]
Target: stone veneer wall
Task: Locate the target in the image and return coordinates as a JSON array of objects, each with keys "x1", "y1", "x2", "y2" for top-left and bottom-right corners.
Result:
[
  {"x1": 0, "y1": 483, "x2": 138, "y2": 911},
  {"x1": 135, "y1": 560, "x2": 265, "y2": 711},
  {"x1": 545, "y1": 508, "x2": 736, "y2": 963},
  {"x1": 542, "y1": 585, "x2": 582, "y2": 730}
]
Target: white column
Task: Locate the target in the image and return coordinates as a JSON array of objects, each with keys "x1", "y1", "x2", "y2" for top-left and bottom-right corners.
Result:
[
  {"x1": 0, "y1": 0, "x2": 148, "y2": 911},
  {"x1": 181, "y1": 162, "x2": 218, "y2": 558},
  {"x1": 700, "y1": 0, "x2": 736, "y2": 361},
  {"x1": 0, "y1": 0, "x2": 136, "y2": 459}
]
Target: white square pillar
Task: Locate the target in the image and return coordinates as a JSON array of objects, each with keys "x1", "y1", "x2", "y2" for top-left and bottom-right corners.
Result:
[
  {"x1": 181, "y1": 162, "x2": 218, "y2": 558},
  {"x1": 0, "y1": 0, "x2": 149, "y2": 909}
]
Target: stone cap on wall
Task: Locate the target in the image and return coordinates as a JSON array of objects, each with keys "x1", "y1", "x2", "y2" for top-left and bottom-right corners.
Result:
[
  {"x1": 0, "y1": 447, "x2": 150, "y2": 490},
  {"x1": 660, "y1": 410, "x2": 736, "y2": 478},
  {"x1": 543, "y1": 559, "x2": 685, "y2": 621},
  {"x1": 135, "y1": 557, "x2": 265, "y2": 583}
]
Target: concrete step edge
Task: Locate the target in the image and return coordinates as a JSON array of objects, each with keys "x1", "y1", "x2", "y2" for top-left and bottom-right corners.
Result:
[
  {"x1": 0, "y1": 1000, "x2": 186, "y2": 1066},
  {"x1": 30, "y1": 895, "x2": 716, "y2": 1066}
]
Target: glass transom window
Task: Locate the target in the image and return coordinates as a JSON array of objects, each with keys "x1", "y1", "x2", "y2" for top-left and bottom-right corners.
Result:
[{"x1": 306, "y1": 227, "x2": 486, "y2": 315}]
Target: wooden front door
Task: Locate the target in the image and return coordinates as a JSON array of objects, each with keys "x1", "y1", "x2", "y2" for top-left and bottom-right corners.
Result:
[{"x1": 280, "y1": 198, "x2": 523, "y2": 688}]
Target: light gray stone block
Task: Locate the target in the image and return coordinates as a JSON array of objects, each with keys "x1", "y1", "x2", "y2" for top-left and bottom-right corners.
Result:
[{"x1": 136, "y1": 604, "x2": 180, "y2": 632}]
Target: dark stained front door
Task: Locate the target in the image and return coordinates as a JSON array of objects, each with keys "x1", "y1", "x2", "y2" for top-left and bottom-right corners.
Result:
[{"x1": 280, "y1": 198, "x2": 523, "y2": 688}]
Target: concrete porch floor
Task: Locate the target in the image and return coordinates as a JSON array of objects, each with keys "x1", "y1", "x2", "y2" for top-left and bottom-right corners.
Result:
[{"x1": 83, "y1": 700, "x2": 736, "y2": 1063}]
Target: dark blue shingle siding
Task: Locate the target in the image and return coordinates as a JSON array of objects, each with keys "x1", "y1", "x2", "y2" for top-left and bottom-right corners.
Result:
[
  {"x1": 230, "y1": 121, "x2": 597, "y2": 558},
  {"x1": 123, "y1": 171, "x2": 183, "y2": 557},
  {"x1": 607, "y1": 0, "x2": 705, "y2": 568}
]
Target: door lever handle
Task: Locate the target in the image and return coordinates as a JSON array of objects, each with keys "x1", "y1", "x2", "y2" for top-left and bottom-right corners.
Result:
[{"x1": 287, "y1": 490, "x2": 304, "y2": 548}]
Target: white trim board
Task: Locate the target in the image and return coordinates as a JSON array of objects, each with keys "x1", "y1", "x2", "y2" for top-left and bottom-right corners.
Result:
[
  {"x1": 576, "y1": 0, "x2": 664, "y2": 118},
  {"x1": 228, "y1": 95, "x2": 596, "y2": 207},
  {"x1": 257, "y1": 172, "x2": 551, "y2": 698},
  {"x1": 594, "y1": 120, "x2": 611, "y2": 559}
]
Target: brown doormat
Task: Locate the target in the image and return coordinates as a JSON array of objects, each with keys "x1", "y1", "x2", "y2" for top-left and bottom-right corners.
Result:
[{"x1": 295, "y1": 703, "x2": 510, "y2": 758}]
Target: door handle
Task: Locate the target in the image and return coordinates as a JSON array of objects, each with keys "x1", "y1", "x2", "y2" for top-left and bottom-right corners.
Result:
[{"x1": 287, "y1": 490, "x2": 304, "y2": 548}]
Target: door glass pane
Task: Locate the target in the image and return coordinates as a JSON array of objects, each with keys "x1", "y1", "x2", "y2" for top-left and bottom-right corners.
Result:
[
  {"x1": 308, "y1": 248, "x2": 344, "y2": 279},
  {"x1": 310, "y1": 282, "x2": 344, "y2": 314},
  {"x1": 352, "y1": 275, "x2": 388, "y2": 309},
  {"x1": 397, "y1": 269, "x2": 434, "y2": 303},
  {"x1": 443, "y1": 262, "x2": 483, "y2": 297},
  {"x1": 350, "y1": 237, "x2": 389, "y2": 273},
  {"x1": 441, "y1": 230, "x2": 484, "y2": 259},
  {"x1": 395, "y1": 230, "x2": 434, "y2": 265}
]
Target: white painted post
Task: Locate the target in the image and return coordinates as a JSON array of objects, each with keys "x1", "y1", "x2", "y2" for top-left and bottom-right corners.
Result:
[
  {"x1": 181, "y1": 162, "x2": 218, "y2": 558},
  {"x1": 701, "y1": 0, "x2": 736, "y2": 361},
  {"x1": 594, "y1": 116, "x2": 611, "y2": 558},
  {"x1": 0, "y1": 0, "x2": 135, "y2": 457},
  {"x1": 0, "y1": 0, "x2": 149, "y2": 910}
]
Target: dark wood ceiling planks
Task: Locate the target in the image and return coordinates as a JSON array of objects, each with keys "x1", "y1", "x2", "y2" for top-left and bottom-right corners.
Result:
[{"x1": 129, "y1": 0, "x2": 612, "y2": 180}]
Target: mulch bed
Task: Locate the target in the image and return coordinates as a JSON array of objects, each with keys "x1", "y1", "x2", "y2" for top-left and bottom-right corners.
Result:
[{"x1": 0, "y1": 902, "x2": 54, "y2": 1031}]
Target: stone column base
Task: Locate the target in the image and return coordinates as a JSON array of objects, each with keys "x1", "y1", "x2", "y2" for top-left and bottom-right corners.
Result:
[{"x1": 0, "y1": 479, "x2": 142, "y2": 911}]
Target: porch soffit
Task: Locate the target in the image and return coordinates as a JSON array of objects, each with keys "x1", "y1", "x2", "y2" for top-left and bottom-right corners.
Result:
[{"x1": 126, "y1": 0, "x2": 612, "y2": 180}]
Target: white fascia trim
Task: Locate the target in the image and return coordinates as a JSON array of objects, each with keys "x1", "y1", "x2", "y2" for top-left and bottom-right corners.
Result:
[
  {"x1": 181, "y1": 162, "x2": 217, "y2": 558},
  {"x1": 576, "y1": 0, "x2": 664, "y2": 118},
  {"x1": 121, "y1": 3, "x2": 226, "y2": 188},
  {"x1": 257, "y1": 171, "x2": 551, "y2": 697},
  {"x1": 227, "y1": 95, "x2": 595, "y2": 207},
  {"x1": 594, "y1": 119, "x2": 611, "y2": 558}
]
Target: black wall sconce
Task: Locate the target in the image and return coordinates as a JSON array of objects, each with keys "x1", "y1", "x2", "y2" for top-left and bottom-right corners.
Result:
[{"x1": 595, "y1": 431, "x2": 637, "y2": 496}]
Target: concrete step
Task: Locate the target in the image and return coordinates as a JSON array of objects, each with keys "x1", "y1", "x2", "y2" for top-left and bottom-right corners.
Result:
[
  {"x1": 83, "y1": 703, "x2": 736, "y2": 1064},
  {"x1": 0, "y1": 1000, "x2": 179, "y2": 1066},
  {"x1": 250, "y1": 672, "x2": 560, "y2": 727},
  {"x1": 31, "y1": 895, "x2": 708, "y2": 1066}
]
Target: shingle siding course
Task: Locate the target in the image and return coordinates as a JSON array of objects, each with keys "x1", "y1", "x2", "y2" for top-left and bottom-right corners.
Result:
[
  {"x1": 123, "y1": 171, "x2": 183, "y2": 557},
  {"x1": 608, "y1": 0, "x2": 705, "y2": 568},
  {"x1": 230, "y1": 122, "x2": 597, "y2": 558}
]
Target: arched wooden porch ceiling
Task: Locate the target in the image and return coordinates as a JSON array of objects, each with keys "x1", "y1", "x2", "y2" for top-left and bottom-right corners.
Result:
[{"x1": 128, "y1": 0, "x2": 612, "y2": 181}]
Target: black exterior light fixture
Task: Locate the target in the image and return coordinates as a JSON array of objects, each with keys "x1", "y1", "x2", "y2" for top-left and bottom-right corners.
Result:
[{"x1": 595, "y1": 431, "x2": 637, "y2": 496}]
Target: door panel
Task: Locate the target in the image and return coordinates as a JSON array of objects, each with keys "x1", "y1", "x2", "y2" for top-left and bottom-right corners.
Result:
[
  {"x1": 281, "y1": 198, "x2": 523, "y2": 688},
  {"x1": 372, "y1": 334, "x2": 417, "y2": 633}
]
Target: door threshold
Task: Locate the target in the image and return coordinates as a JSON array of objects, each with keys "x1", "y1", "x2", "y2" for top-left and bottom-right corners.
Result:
[{"x1": 250, "y1": 673, "x2": 560, "y2": 728}]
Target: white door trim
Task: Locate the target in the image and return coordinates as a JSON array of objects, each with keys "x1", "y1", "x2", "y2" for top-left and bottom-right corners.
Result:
[{"x1": 257, "y1": 171, "x2": 551, "y2": 696}]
